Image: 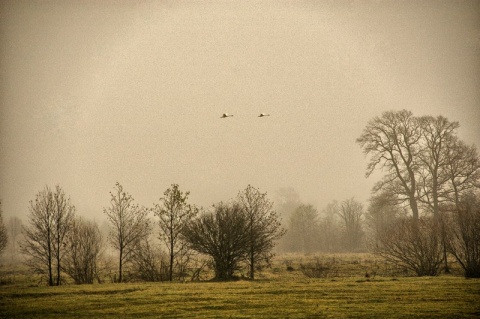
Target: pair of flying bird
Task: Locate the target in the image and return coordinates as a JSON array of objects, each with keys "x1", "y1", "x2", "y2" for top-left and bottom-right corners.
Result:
[{"x1": 221, "y1": 113, "x2": 270, "y2": 118}]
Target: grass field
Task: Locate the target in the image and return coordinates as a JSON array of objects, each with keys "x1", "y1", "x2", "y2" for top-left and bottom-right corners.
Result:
[{"x1": 1, "y1": 254, "x2": 479, "y2": 318}]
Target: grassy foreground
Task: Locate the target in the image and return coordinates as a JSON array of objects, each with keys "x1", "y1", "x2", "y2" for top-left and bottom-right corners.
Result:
[{"x1": 1, "y1": 275, "x2": 479, "y2": 318}]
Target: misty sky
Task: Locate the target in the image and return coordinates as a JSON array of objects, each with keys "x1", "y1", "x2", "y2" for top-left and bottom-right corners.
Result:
[{"x1": 1, "y1": 1, "x2": 479, "y2": 221}]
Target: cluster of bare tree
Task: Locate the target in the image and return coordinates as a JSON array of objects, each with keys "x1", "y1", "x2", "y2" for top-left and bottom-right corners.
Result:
[
  {"x1": 358, "y1": 110, "x2": 480, "y2": 277},
  {"x1": 9, "y1": 183, "x2": 284, "y2": 285},
  {"x1": 280, "y1": 198, "x2": 366, "y2": 253}
]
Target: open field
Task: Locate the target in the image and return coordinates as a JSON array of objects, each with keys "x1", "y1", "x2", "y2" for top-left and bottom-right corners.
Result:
[
  {"x1": 1, "y1": 276, "x2": 479, "y2": 318},
  {"x1": 1, "y1": 254, "x2": 479, "y2": 318}
]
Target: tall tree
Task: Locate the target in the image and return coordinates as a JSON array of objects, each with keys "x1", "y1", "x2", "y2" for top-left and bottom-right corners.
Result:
[
  {"x1": 319, "y1": 201, "x2": 341, "y2": 252},
  {"x1": 443, "y1": 139, "x2": 480, "y2": 209},
  {"x1": 182, "y1": 202, "x2": 250, "y2": 280},
  {"x1": 417, "y1": 115, "x2": 459, "y2": 217},
  {"x1": 104, "y1": 182, "x2": 151, "y2": 283},
  {"x1": 287, "y1": 204, "x2": 320, "y2": 253},
  {"x1": 357, "y1": 110, "x2": 422, "y2": 220},
  {"x1": 20, "y1": 186, "x2": 75, "y2": 286},
  {"x1": 366, "y1": 192, "x2": 405, "y2": 247},
  {"x1": 153, "y1": 184, "x2": 197, "y2": 281},
  {"x1": 237, "y1": 185, "x2": 285, "y2": 279},
  {"x1": 0, "y1": 201, "x2": 7, "y2": 256},
  {"x1": 337, "y1": 198, "x2": 364, "y2": 251},
  {"x1": 8, "y1": 216, "x2": 22, "y2": 263},
  {"x1": 52, "y1": 185, "x2": 75, "y2": 285},
  {"x1": 416, "y1": 116, "x2": 464, "y2": 273}
]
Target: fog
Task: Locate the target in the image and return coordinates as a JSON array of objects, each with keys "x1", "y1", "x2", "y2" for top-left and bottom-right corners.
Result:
[{"x1": 1, "y1": 1, "x2": 479, "y2": 222}]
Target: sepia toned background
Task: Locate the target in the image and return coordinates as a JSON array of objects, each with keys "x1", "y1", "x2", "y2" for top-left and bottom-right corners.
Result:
[{"x1": 1, "y1": 0, "x2": 479, "y2": 220}]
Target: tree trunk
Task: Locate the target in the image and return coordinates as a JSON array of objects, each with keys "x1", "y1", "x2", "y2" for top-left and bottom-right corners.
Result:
[
  {"x1": 409, "y1": 196, "x2": 419, "y2": 221},
  {"x1": 250, "y1": 250, "x2": 254, "y2": 280},
  {"x1": 56, "y1": 252, "x2": 61, "y2": 286},
  {"x1": 118, "y1": 247, "x2": 123, "y2": 283},
  {"x1": 169, "y1": 241, "x2": 174, "y2": 281},
  {"x1": 47, "y1": 230, "x2": 54, "y2": 286},
  {"x1": 56, "y1": 232, "x2": 61, "y2": 286}
]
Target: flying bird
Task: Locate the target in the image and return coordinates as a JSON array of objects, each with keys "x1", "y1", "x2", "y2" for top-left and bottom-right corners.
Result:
[
  {"x1": 258, "y1": 113, "x2": 270, "y2": 117},
  {"x1": 221, "y1": 113, "x2": 233, "y2": 118}
]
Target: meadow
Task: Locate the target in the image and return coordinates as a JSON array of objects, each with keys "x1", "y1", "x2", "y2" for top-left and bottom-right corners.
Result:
[{"x1": 1, "y1": 254, "x2": 479, "y2": 318}]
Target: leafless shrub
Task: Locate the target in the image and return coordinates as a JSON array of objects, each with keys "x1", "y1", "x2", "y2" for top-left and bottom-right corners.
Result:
[
  {"x1": 283, "y1": 259, "x2": 294, "y2": 271},
  {"x1": 300, "y1": 258, "x2": 339, "y2": 278},
  {"x1": 130, "y1": 238, "x2": 168, "y2": 282},
  {"x1": 375, "y1": 217, "x2": 444, "y2": 276},
  {"x1": 446, "y1": 194, "x2": 480, "y2": 278},
  {"x1": 62, "y1": 218, "x2": 103, "y2": 284}
]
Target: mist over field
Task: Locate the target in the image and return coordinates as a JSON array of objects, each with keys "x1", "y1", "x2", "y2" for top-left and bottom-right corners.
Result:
[{"x1": 1, "y1": 0, "x2": 479, "y2": 223}]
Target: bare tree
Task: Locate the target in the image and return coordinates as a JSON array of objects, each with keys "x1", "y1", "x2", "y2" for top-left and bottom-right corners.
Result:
[
  {"x1": 130, "y1": 235, "x2": 168, "y2": 282},
  {"x1": 337, "y1": 198, "x2": 364, "y2": 251},
  {"x1": 357, "y1": 110, "x2": 423, "y2": 220},
  {"x1": 275, "y1": 187, "x2": 301, "y2": 252},
  {"x1": 237, "y1": 185, "x2": 285, "y2": 279},
  {"x1": 0, "y1": 201, "x2": 7, "y2": 256},
  {"x1": 287, "y1": 204, "x2": 320, "y2": 253},
  {"x1": 319, "y1": 201, "x2": 341, "y2": 252},
  {"x1": 52, "y1": 185, "x2": 75, "y2": 285},
  {"x1": 444, "y1": 139, "x2": 480, "y2": 209},
  {"x1": 63, "y1": 218, "x2": 103, "y2": 284},
  {"x1": 417, "y1": 116, "x2": 459, "y2": 216},
  {"x1": 103, "y1": 182, "x2": 151, "y2": 283},
  {"x1": 153, "y1": 184, "x2": 198, "y2": 281},
  {"x1": 366, "y1": 192, "x2": 406, "y2": 247},
  {"x1": 182, "y1": 202, "x2": 249, "y2": 280},
  {"x1": 446, "y1": 193, "x2": 480, "y2": 278},
  {"x1": 20, "y1": 186, "x2": 75, "y2": 286},
  {"x1": 7, "y1": 216, "x2": 23, "y2": 264}
]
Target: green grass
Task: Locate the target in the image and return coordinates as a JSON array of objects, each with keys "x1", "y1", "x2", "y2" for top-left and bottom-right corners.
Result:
[
  {"x1": 1, "y1": 276, "x2": 479, "y2": 318},
  {"x1": 1, "y1": 254, "x2": 478, "y2": 318}
]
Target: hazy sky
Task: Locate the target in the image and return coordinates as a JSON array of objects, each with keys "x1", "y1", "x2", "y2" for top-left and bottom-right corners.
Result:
[{"x1": 1, "y1": 0, "x2": 479, "y2": 221}]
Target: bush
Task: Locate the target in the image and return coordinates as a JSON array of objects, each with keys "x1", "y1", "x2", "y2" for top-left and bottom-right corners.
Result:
[
  {"x1": 300, "y1": 258, "x2": 338, "y2": 278},
  {"x1": 446, "y1": 194, "x2": 480, "y2": 278},
  {"x1": 375, "y1": 217, "x2": 444, "y2": 276}
]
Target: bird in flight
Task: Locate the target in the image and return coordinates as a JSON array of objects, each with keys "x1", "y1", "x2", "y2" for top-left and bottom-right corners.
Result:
[
  {"x1": 221, "y1": 113, "x2": 233, "y2": 118},
  {"x1": 258, "y1": 113, "x2": 270, "y2": 117}
]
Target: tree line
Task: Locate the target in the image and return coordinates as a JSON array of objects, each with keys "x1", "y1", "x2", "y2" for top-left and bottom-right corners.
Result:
[{"x1": 0, "y1": 184, "x2": 284, "y2": 285}]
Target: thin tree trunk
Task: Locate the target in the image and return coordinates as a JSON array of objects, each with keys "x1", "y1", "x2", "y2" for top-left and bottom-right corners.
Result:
[
  {"x1": 56, "y1": 230, "x2": 61, "y2": 286},
  {"x1": 170, "y1": 241, "x2": 174, "y2": 281},
  {"x1": 170, "y1": 217, "x2": 174, "y2": 281},
  {"x1": 119, "y1": 247, "x2": 123, "y2": 283},
  {"x1": 56, "y1": 251, "x2": 61, "y2": 286},
  {"x1": 250, "y1": 250, "x2": 254, "y2": 280},
  {"x1": 47, "y1": 229, "x2": 53, "y2": 286}
]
